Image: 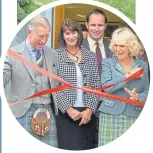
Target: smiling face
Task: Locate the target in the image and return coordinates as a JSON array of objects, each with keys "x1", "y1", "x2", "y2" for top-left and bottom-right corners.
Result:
[
  {"x1": 28, "y1": 25, "x2": 50, "y2": 50},
  {"x1": 86, "y1": 13, "x2": 106, "y2": 41},
  {"x1": 63, "y1": 29, "x2": 79, "y2": 47}
]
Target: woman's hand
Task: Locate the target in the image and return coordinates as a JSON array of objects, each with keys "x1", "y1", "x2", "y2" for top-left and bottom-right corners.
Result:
[
  {"x1": 124, "y1": 87, "x2": 139, "y2": 100},
  {"x1": 79, "y1": 108, "x2": 92, "y2": 126},
  {"x1": 66, "y1": 107, "x2": 81, "y2": 121}
]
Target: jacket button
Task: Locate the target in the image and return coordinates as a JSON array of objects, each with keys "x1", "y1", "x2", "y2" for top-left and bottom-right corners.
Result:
[
  {"x1": 32, "y1": 84, "x2": 35, "y2": 87},
  {"x1": 83, "y1": 74, "x2": 86, "y2": 77}
]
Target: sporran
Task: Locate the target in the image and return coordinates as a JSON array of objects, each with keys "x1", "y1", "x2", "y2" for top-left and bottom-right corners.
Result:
[{"x1": 31, "y1": 108, "x2": 51, "y2": 136}]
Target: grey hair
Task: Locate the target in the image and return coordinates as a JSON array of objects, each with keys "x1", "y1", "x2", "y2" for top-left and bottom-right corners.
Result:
[{"x1": 27, "y1": 15, "x2": 50, "y2": 30}]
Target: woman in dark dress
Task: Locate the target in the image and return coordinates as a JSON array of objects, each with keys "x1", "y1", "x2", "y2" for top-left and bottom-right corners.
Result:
[{"x1": 55, "y1": 18, "x2": 101, "y2": 150}]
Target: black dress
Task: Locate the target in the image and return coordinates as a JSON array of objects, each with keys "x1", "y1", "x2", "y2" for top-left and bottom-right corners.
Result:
[{"x1": 55, "y1": 107, "x2": 97, "y2": 150}]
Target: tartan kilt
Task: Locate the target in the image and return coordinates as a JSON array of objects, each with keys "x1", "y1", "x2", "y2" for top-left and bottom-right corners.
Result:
[
  {"x1": 98, "y1": 112, "x2": 137, "y2": 146},
  {"x1": 16, "y1": 103, "x2": 58, "y2": 147}
]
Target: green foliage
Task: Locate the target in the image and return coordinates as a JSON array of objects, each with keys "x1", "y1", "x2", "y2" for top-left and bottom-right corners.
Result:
[
  {"x1": 96, "y1": 0, "x2": 135, "y2": 22},
  {"x1": 17, "y1": 3, "x2": 27, "y2": 24},
  {"x1": 19, "y1": 0, "x2": 31, "y2": 6},
  {"x1": 38, "y1": 0, "x2": 56, "y2": 4},
  {"x1": 22, "y1": 2, "x2": 40, "y2": 14},
  {"x1": 17, "y1": 0, "x2": 57, "y2": 23},
  {"x1": 18, "y1": 0, "x2": 135, "y2": 23}
]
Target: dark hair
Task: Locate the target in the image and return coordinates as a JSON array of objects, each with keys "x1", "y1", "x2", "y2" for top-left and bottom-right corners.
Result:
[
  {"x1": 58, "y1": 19, "x2": 83, "y2": 47},
  {"x1": 86, "y1": 9, "x2": 107, "y2": 24}
]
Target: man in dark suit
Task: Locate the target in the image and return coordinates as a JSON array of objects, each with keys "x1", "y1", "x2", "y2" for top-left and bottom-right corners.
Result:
[
  {"x1": 82, "y1": 9, "x2": 113, "y2": 147},
  {"x1": 82, "y1": 9, "x2": 112, "y2": 62}
]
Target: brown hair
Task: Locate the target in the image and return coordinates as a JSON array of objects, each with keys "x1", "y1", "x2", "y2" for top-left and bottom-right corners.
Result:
[
  {"x1": 86, "y1": 9, "x2": 107, "y2": 24},
  {"x1": 58, "y1": 18, "x2": 83, "y2": 47}
]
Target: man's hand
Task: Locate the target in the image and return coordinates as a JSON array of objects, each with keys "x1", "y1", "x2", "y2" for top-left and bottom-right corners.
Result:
[
  {"x1": 66, "y1": 107, "x2": 81, "y2": 121},
  {"x1": 79, "y1": 108, "x2": 92, "y2": 126}
]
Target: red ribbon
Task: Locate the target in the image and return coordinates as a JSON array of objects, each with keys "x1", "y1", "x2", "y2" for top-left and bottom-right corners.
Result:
[
  {"x1": 97, "y1": 68, "x2": 144, "y2": 91},
  {"x1": 7, "y1": 49, "x2": 145, "y2": 107}
]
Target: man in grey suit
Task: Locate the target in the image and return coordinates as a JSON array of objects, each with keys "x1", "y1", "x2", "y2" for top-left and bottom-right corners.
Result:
[
  {"x1": 82, "y1": 9, "x2": 113, "y2": 147},
  {"x1": 3, "y1": 15, "x2": 58, "y2": 147}
]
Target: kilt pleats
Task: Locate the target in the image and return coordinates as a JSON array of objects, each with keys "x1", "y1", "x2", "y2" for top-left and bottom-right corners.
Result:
[{"x1": 98, "y1": 112, "x2": 136, "y2": 146}]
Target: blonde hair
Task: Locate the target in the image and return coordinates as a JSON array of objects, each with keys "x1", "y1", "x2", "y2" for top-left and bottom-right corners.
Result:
[{"x1": 109, "y1": 27, "x2": 140, "y2": 58}]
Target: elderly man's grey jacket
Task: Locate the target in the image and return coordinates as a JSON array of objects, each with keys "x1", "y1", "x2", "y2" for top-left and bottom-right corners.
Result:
[{"x1": 3, "y1": 41, "x2": 58, "y2": 118}]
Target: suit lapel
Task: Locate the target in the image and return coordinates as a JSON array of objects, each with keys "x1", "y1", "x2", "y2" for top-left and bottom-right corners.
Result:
[
  {"x1": 79, "y1": 46, "x2": 89, "y2": 75},
  {"x1": 103, "y1": 39, "x2": 112, "y2": 58},
  {"x1": 112, "y1": 57, "x2": 125, "y2": 75},
  {"x1": 17, "y1": 41, "x2": 35, "y2": 80},
  {"x1": 82, "y1": 38, "x2": 90, "y2": 51},
  {"x1": 113, "y1": 58, "x2": 143, "y2": 75},
  {"x1": 21, "y1": 47, "x2": 35, "y2": 80},
  {"x1": 115, "y1": 63, "x2": 125, "y2": 75}
]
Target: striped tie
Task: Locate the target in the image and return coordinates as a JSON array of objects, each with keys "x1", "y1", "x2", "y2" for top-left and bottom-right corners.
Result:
[
  {"x1": 36, "y1": 50, "x2": 43, "y2": 68},
  {"x1": 95, "y1": 42, "x2": 102, "y2": 76}
]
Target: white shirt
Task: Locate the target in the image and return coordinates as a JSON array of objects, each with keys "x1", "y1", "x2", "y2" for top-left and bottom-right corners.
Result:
[{"x1": 73, "y1": 64, "x2": 85, "y2": 107}]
